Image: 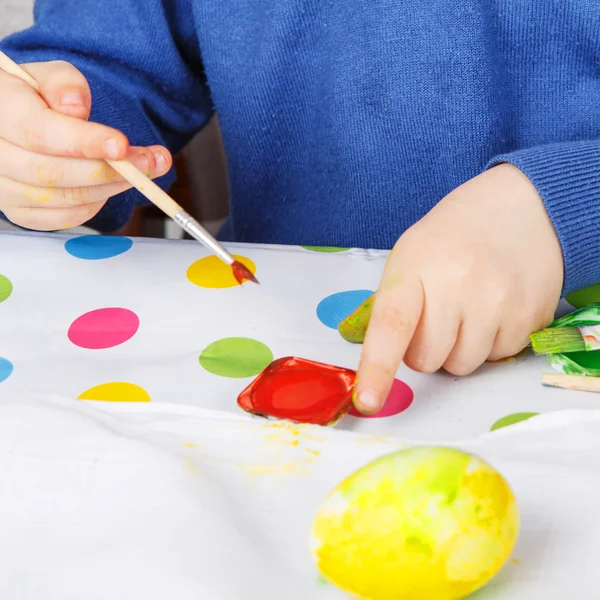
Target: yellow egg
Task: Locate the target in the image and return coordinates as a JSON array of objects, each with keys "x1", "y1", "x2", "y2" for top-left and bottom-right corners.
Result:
[{"x1": 311, "y1": 446, "x2": 519, "y2": 600}]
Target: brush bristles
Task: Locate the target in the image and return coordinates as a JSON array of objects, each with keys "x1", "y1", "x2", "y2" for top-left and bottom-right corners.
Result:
[
  {"x1": 231, "y1": 260, "x2": 259, "y2": 285},
  {"x1": 530, "y1": 327, "x2": 585, "y2": 355}
]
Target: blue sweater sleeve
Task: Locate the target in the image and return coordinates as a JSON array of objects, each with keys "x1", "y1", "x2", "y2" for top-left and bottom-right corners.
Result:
[
  {"x1": 0, "y1": 0, "x2": 213, "y2": 232},
  {"x1": 488, "y1": 142, "x2": 600, "y2": 296}
]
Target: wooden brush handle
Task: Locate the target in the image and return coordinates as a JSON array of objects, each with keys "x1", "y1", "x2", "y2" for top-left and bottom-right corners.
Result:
[
  {"x1": 542, "y1": 373, "x2": 600, "y2": 393},
  {"x1": 106, "y1": 160, "x2": 182, "y2": 219},
  {"x1": 0, "y1": 51, "x2": 184, "y2": 220}
]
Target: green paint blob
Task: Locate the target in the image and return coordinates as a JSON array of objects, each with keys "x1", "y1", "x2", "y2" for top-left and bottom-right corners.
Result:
[
  {"x1": 0, "y1": 275, "x2": 12, "y2": 303},
  {"x1": 491, "y1": 412, "x2": 539, "y2": 431},
  {"x1": 338, "y1": 294, "x2": 375, "y2": 344},
  {"x1": 424, "y1": 449, "x2": 470, "y2": 504},
  {"x1": 342, "y1": 446, "x2": 469, "y2": 503},
  {"x1": 199, "y1": 337, "x2": 273, "y2": 378},
  {"x1": 544, "y1": 304, "x2": 600, "y2": 375},
  {"x1": 566, "y1": 284, "x2": 600, "y2": 309},
  {"x1": 302, "y1": 246, "x2": 350, "y2": 253},
  {"x1": 405, "y1": 537, "x2": 433, "y2": 557},
  {"x1": 553, "y1": 350, "x2": 600, "y2": 376}
]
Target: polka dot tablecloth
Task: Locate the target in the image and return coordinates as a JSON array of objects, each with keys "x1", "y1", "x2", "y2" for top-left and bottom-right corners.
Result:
[{"x1": 0, "y1": 230, "x2": 594, "y2": 440}]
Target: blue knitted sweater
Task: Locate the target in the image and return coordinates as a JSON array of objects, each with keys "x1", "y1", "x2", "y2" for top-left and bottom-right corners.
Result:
[{"x1": 2, "y1": 0, "x2": 600, "y2": 294}]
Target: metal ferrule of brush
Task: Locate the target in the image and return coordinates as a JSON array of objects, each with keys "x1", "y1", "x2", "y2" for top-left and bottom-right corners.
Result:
[{"x1": 174, "y1": 211, "x2": 233, "y2": 265}]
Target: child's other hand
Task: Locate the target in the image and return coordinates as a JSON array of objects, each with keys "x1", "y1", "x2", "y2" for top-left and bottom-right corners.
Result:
[
  {"x1": 353, "y1": 164, "x2": 564, "y2": 414},
  {"x1": 0, "y1": 61, "x2": 172, "y2": 230}
]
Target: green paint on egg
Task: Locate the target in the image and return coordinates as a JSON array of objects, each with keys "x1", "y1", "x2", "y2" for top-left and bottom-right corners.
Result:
[
  {"x1": 491, "y1": 413, "x2": 539, "y2": 431},
  {"x1": 566, "y1": 284, "x2": 600, "y2": 309}
]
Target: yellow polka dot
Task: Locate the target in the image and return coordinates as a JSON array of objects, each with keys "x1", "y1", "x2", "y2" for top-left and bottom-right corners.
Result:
[
  {"x1": 186, "y1": 254, "x2": 257, "y2": 288},
  {"x1": 78, "y1": 382, "x2": 150, "y2": 402}
]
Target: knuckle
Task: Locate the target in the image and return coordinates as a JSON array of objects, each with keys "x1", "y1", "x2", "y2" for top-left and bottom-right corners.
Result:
[
  {"x1": 51, "y1": 60, "x2": 85, "y2": 81},
  {"x1": 404, "y1": 350, "x2": 440, "y2": 374},
  {"x1": 2, "y1": 208, "x2": 41, "y2": 230},
  {"x1": 51, "y1": 60, "x2": 73, "y2": 70},
  {"x1": 20, "y1": 118, "x2": 48, "y2": 153},
  {"x1": 104, "y1": 163, "x2": 121, "y2": 182},
  {"x1": 360, "y1": 358, "x2": 396, "y2": 380},
  {"x1": 443, "y1": 358, "x2": 478, "y2": 377},
  {"x1": 445, "y1": 254, "x2": 474, "y2": 282},
  {"x1": 35, "y1": 160, "x2": 65, "y2": 187},
  {"x1": 61, "y1": 186, "x2": 90, "y2": 207},
  {"x1": 488, "y1": 343, "x2": 526, "y2": 363},
  {"x1": 483, "y1": 273, "x2": 511, "y2": 307},
  {"x1": 486, "y1": 284, "x2": 510, "y2": 307},
  {"x1": 90, "y1": 163, "x2": 119, "y2": 184},
  {"x1": 513, "y1": 313, "x2": 531, "y2": 334},
  {"x1": 372, "y1": 305, "x2": 414, "y2": 335},
  {"x1": 72, "y1": 201, "x2": 103, "y2": 224},
  {"x1": 393, "y1": 226, "x2": 427, "y2": 255},
  {"x1": 404, "y1": 355, "x2": 439, "y2": 374}
]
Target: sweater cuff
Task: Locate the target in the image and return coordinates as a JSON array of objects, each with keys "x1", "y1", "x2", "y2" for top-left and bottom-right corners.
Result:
[{"x1": 487, "y1": 141, "x2": 600, "y2": 296}]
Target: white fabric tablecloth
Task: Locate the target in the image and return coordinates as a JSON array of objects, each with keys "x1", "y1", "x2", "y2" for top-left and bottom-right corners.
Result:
[{"x1": 0, "y1": 230, "x2": 597, "y2": 599}]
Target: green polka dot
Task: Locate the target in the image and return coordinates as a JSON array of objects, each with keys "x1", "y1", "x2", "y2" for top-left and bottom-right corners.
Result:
[
  {"x1": 566, "y1": 284, "x2": 600, "y2": 309},
  {"x1": 301, "y1": 246, "x2": 350, "y2": 253},
  {"x1": 491, "y1": 412, "x2": 539, "y2": 432},
  {"x1": 199, "y1": 337, "x2": 273, "y2": 378},
  {"x1": 0, "y1": 275, "x2": 12, "y2": 303}
]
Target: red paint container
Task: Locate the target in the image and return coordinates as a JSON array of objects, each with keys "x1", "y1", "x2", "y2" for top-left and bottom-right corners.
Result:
[{"x1": 237, "y1": 357, "x2": 356, "y2": 426}]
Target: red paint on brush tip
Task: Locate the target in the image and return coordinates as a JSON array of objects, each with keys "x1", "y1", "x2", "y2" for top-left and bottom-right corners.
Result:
[
  {"x1": 231, "y1": 260, "x2": 259, "y2": 284},
  {"x1": 237, "y1": 357, "x2": 356, "y2": 426}
]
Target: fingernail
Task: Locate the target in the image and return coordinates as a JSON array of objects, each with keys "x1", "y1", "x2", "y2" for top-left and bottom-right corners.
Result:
[
  {"x1": 153, "y1": 150, "x2": 167, "y2": 173},
  {"x1": 103, "y1": 139, "x2": 121, "y2": 160},
  {"x1": 357, "y1": 389, "x2": 380, "y2": 413},
  {"x1": 59, "y1": 92, "x2": 85, "y2": 107},
  {"x1": 132, "y1": 154, "x2": 150, "y2": 174}
]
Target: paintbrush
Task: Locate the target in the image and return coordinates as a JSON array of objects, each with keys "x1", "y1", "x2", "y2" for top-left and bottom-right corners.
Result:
[
  {"x1": 0, "y1": 50, "x2": 258, "y2": 285},
  {"x1": 542, "y1": 373, "x2": 600, "y2": 393},
  {"x1": 530, "y1": 327, "x2": 592, "y2": 355},
  {"x1": 529, "y1": 303, "x2": 600, "y2": 355}
]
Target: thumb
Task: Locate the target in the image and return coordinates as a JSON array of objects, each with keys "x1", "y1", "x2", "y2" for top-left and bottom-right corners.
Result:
[{"x1": 23, "y1": 61, "x2": 92, "y2": 120}]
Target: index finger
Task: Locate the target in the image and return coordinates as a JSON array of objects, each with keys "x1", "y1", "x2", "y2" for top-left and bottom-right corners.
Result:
[
  {"x1": 354, "y1": 267, "x2": 424, "y2": 414},
  {"x1": 0, "y1": 70, "x2": 129, "y2": 160}
]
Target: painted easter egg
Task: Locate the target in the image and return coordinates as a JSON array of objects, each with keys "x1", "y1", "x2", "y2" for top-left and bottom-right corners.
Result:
[{"x1": 311, "y1": 446, "x2": 519, "y2": 600}]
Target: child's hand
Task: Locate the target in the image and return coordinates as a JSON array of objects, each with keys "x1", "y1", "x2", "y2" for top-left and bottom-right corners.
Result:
[
  {"x1": 0, "y1": 61, "x2": 172, "y2": 230},
  {"x1": 353, "y1": 163, "x2": 564, "y2": 413}
]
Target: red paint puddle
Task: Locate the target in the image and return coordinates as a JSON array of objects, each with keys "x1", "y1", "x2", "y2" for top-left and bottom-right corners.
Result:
[{"x1": 237, "y1": 357, "x2": 355, "y2": 426}]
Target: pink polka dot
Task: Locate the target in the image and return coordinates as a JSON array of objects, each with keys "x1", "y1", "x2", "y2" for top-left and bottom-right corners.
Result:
[
  {"x1": 349, "y1": 379, "x2": 413, "y2": 419},
  {"x1": 68, "y1": 308, "x2": 139, "y2": 349}
]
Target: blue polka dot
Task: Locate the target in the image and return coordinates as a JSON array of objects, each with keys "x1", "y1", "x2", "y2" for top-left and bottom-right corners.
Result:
[
  {"x1": 317, "y1": 289, "x2": 374, "y2": 329},
  {"x1": 0, "y1": 358, "x2": 13, "y2": 383},
  {"x1": 65, "y1": 235, "x2": 133, "y2": 260}
]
